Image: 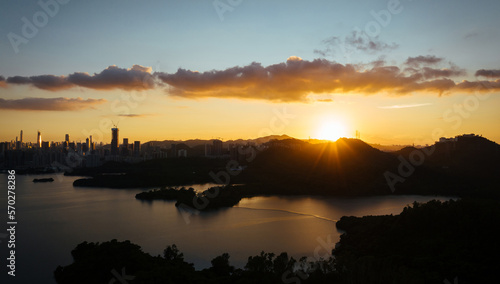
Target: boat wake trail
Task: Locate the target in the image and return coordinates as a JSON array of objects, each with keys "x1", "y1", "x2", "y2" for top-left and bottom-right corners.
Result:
[{"x1": 234, "y1": 206, "x2": 338, "y2": 222}]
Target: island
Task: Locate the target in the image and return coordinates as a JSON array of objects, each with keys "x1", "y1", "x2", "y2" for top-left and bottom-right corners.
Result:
[
  {"x1": 33, "y1": 178, "x2": 54, "y2": 182},
  {"x1": 136, "y1": 185, "x2": 245, "y2": 211}
]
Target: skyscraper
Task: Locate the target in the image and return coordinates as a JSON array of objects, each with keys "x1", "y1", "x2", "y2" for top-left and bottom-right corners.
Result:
[
  {"x1": 37, "y1": 131, "x2": 42, "y2": 148},
  {"x1": 111, "y1": 128, "x2": 119, "y2": 155},
  {"x1": 122, "y1": 138, "x2": 129, "y2": 155},
  {"x1": 134, "y1": 141, "x2": 140, "y2": 156},
  {"x1": 20, "y1": 130, "x2": 23, "y2": 143},
  {"x1": 65, "y1": 134, "x2": 70, "y2": 143}
]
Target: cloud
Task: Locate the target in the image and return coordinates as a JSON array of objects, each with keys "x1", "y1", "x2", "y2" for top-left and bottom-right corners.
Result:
[
  {"x1": 2, "y1": 59, "x2": 499, "y2": 103},
  {"x1": 464, "y1": 31, "x2": 479, "y2": 40},
  {"x1": 404, "y1": 55, "x2": 443, "y2": 67},
  {"x1": 475, "y1": 69, "x2": 500, "y2": 78},
  {"x1": 378, "y1": 103, "x2": 433, "y2": 109},
  {"x1": 0, "y1": 97, "x2": 106, "y2": 111},
  {"x1": 420, "y1": 67, "x2": 466, "y2": 79},
  {"x1": 7, "y1": 75, "x2": 73, "y2": 91},
  {"x1": 314, "y1": 31, "x2": 398, "y2": 59},
  {"x1": 67, "y1": 65, "x2": 155, "y2": 90},
  {"x1": 344, "y1": 31, "x2": 398, "y2": 52},
  {"x1": 455, "y1": 79, "x2": 500, "y2": 91},
  {"x1": 118, "y1": 114, "x2": 150, "y2": 118},
  {"x1": 157, "y1": 57, "x2": 494, "y2": 101},
  {"x1": 4, "y1": 65, "x2": 155, "y2": 91}
]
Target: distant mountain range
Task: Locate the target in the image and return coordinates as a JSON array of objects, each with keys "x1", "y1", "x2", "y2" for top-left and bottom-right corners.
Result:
[
  {"x1": 143, "y1": 134, "x2": 295, "y2": 148},
  {"x1": 143, "y1": 134, "x2": 409, "y2": 152}
]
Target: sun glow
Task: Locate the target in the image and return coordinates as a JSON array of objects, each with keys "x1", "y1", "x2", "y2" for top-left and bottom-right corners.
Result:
[{"x1": 316, "y1": 120, "x2": 348, "y2": 141}]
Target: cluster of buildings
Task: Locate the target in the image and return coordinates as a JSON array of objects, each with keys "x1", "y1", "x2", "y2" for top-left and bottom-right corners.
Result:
[
  {"x1": 0, "y1": 128, "x2": 263, "y2": 171},
  {"x1": 0, "y1": 128, "x2": 143, "y2": 170}
]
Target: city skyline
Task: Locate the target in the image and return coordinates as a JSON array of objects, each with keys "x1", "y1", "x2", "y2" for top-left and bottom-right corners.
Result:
[{"x1": 1, "y1": 0, "x2": 500, "y2": 145}]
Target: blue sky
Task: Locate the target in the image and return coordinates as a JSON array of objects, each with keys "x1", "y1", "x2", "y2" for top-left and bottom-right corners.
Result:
[
  {"x1": 1, "y1": 0, "x2": 500, "y2": 144},
  {"x1": 2, "y1": 0, "x2": 498, "y2": 75}
]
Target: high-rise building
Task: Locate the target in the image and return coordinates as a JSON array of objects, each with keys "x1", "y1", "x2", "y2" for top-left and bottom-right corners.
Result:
[
  {"x1": 122, "y1": 138, "x2": 129, "y2": 155},
  {"x1": 65, "y1": 134, "x2": 70, "y2": 143},
  {"x1": 134, "y1": 141, "x2": 140, "y2": 156},
  {"x1": 89, "y1": 135, "x2": 95, "y2": 151},
  {"x1": 213, "y1": 139, "x2": 223, "y2": 156},
  {"x1": 42, "y1": 141, "x2": 50, "y2": 149},
  {"x1": 85, "y1": 138, "x2": 90, "y2": 152},
  {"x1": 20, "y1": 130, "x2": 23, "y2": 143},
  {"x1": 111, "y1": 128, "x2": 119, "y2": 155},
  {"x1": 37, "y1": 131, "x2": 42, "y2": 148}
]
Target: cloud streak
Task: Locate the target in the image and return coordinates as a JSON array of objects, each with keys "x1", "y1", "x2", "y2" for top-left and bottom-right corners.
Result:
[
  {"x1": 0, "y1": 97, "x2": 106, "y2": 111},
  {"x1": 378, "y1": 103, "x2": 433, "y2": 109},
  {"x1": 404, "y1": 55, "x2": 443, "y2": 67},
  {"x1": 118, "y1": 114, "x2": 151, "y2": 118}
]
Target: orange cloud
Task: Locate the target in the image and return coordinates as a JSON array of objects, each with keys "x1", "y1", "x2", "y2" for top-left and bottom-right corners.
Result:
[
  {"x1": 1, "y1": 59, "x2": 499, "y2": 102},
  {"x1": 157, "y1": 57, "x2": 492, "y2": 101}
]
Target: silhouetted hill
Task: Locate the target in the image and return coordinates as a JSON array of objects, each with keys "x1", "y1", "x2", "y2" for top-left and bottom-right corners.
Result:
[
  {"x1": 335, "y1": 198, "x2": 500, "y2": 283},
  {"x1": 393, "y1": 135, "x2": 500, "y2": 196},
  {"x1": 235, "y1": 136, "x2": 498, "y2": 197},
  {"x1": 235, "y1": 138, "x2": 401, "y2": 195}
]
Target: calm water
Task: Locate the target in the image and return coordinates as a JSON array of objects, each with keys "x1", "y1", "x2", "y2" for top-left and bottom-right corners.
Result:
[{"x1": 0, "y1": 173, "x2": 455, "y2": 283}]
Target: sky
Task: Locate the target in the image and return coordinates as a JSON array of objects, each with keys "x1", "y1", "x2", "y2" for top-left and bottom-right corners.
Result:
[{"x1": 1, "y1": 0, "x2": 500, "y2": 145}]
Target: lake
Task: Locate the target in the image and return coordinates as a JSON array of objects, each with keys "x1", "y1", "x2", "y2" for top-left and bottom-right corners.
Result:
[{"x1": 0, "y1": 173, "x2": 455, "y2": 283}]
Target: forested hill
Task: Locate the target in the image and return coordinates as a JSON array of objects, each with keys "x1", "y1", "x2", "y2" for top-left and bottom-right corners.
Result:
[{"x1": 235, "y1": 135, "x2": 500, "y2": 197}]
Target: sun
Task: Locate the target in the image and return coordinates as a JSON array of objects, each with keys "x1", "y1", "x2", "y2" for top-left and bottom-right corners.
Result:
[{"x1": 316, "y1": 120, "x2": 347, "y2": 141}]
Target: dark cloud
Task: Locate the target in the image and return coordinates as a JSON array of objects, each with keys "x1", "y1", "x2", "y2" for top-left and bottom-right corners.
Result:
[
  {"x1": 464, "y1": 31, "x2": 479, "y2": 40},
  {"x1": 475, "y1": 69, "x2": 500, "y2": 78},
  {"x1": 455, "y1": 79, "x2": 500, "y2": 91},
  {"x1": 405, "y1": 55, "x2": 443, "y2": 67},
  {"x1": 345, "y1": 31, "x2": 398, "y2": 52},
  {"x1": 7, "y1": 75, "x2": 73, "y2": 91},
  {"x1": 421, "y1": 67, "x2": 466, "y2": 79},
  {"x1": 0, "y1": 97, "x2": 106, "y2": 111},
  {"x1": 67, "y1": 65, "x2": 155, "y2": 90},
  {"x1": 4, "y1": 65, "x2": 155, "y2": 91},
  {"x1": 314, "y1": 31, "x2": 398, "y2": 59}
]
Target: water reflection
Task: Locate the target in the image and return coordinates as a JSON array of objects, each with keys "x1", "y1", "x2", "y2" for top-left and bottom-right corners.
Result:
[{"x1": 0, "y1": 174, "x2": 455, "y2": 284}]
